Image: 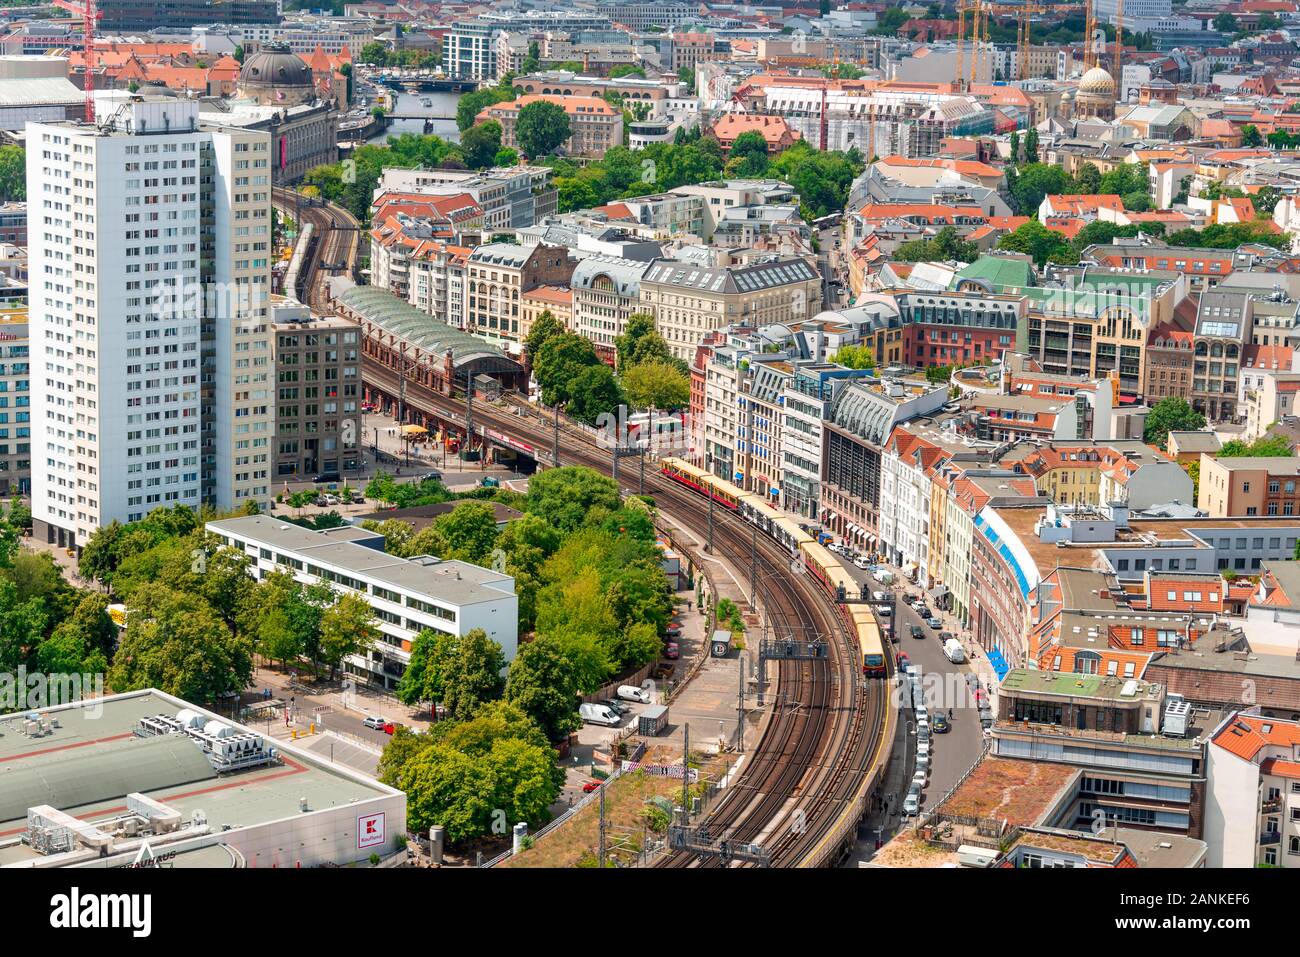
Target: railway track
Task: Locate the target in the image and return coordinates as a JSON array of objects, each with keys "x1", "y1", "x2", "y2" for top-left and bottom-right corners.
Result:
[
  {"x1": 360, "y1": 363, "x2": 893, "y2": 867},
  {"x1": 273, "y1": 190, "x2": 895, "y2": 866},
  {"x1": 272, "y1": 187, "x2": 360, "y2": 310}
]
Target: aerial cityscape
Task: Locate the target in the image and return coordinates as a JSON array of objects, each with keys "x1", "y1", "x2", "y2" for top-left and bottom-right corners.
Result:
[{"x1": 0, "y1": 0, "x2": 1292, "y2": 914}]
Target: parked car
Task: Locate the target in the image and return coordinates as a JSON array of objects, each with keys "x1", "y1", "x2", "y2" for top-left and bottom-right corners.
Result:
[
  {"x1": 362, "y1": 716, "x2": 388, "y2": 730},
  {"x1": 927, "y1": 616, "x2": 943, "y2": 630},
  {"x1": 915, "y1": 605, "x2": 931, "y2": 620},
  {"x1": 318, "y1": 494, "x2": 339, "y2": 507},
  {"x1": 666, "y1": 623, "x2": 683, "y2": 637},
  {"x1": 663, "y1": 642, "x2": 680, "y2": 660},
  {"x1": 579, "y1": 702, "x2": 622, "y2": 727},
  {"x1": 939, "y1": 631, "x2": 956, "y2": 644},
  {"x1": 652, "y1": 662, "x2": 675, "y2": 681},
  {"x1": 903, "y1": 790, "x2": 920, "y2": 816},
  {"x1": 602, "y1": 699, "x2": 630, "y2": 715},
  {"x1": 853, "y1": 555, "x2": 871, "y2": 570}
]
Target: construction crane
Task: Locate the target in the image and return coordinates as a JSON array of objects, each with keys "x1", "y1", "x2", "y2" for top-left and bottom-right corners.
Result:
[
  {"x1": 54, "y1": 0, "x2": 99, "y2": 123},
  {"x1": 1083, "y1": 0, "x2": 1099, "y2": 71},
  {"x1": 955, "y1": 0, "x2": 969, "y2": 90},
  {"x1": 1113, "y1": 0, "x2": 1125, "y2": 102}
]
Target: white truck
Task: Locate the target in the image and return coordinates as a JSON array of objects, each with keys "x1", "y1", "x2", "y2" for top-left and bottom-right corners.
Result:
[{"x1": 579, "y1": 702, "x2": 622, "y2": 727}]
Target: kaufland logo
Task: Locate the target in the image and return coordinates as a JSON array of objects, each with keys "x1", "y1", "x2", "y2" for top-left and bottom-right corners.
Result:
[{"x1": 358, "y1": 812, "x2": 385, "y2": 849}]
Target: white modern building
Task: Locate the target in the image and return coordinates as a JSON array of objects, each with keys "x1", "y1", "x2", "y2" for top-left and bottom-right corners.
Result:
[
  {"x1": 207, "y1": 514, "x2": 519, "y2": 690},
  {"x1": 27, "y1": 94, "x2": 274, "y2": 549}
]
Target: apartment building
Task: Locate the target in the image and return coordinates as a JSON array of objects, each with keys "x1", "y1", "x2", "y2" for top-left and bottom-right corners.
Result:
[
  {"x1": 376, "y1": 166, "x2": 558, "y2": 232},
  {"x1": 28, "y1": 95, "x2": 275, "y2": 548},
  {"x1": 0, "y1": 306, "x2": 29, "y2": 494},
  {"x1": 465, "y1": 243, "x2": 574, "y2": 353},
  {"x1": 638, "y1": 257, "x2": 822, "y2": 363},
  {"x1": 1198, "y1": 456, "x2": 1300, "y2": 518},
  {"x1": 1191, "y1": 289, "x2": 1252, "y2": 423},
  {"x1": 207, "y1": 515, "x2": 518, "y2": 691},
  {"x1": 520, "y1": 285, "x2": 572, "y2": 349},
  {"x1": 477, "y1": 94, "x2": 622, "y2": 160},
  {"x1": 448, "y1": 12, "x2": 612, "y2": 80},
  {"x1": 595, "y1": 1, "x2": 697, "y2": 32},
  {"x1": 270, "y1": 300, "x2": 362, "y2": 481},
  {"x1": 1205, "y1": 712, "x2": 1300, "y2": 867},
  {"x1": 407, "y1": 243, "x2": 471, "y2": 329},
  {"x1": 570, "y1": 256, "x2": 653, "y2": 364}
]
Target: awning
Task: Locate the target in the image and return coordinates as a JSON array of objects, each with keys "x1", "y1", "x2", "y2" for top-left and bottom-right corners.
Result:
[
  {"x1": 987, "y1": 646, "x2": 1010, "y2": 681},
  {"x1": 401, "y1": 424, "x2": 427, "y2": 436}
]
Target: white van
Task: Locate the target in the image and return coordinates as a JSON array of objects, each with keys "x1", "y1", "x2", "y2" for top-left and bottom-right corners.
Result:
[
  {"x1": 943, "y1": 638, "x2": 967, "y2": 664},
  {"x1": 873, "y1": 569, "x2": 895, "y2": 585},
  {"x1": 617, "y1": 684, "x2": 651, "y2": 704},
  {"x1": 579, "y1": 702, "x2": 622, "y2": 727}
]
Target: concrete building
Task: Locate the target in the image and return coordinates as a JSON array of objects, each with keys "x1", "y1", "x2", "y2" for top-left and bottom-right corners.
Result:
[
  {"x1": 270, "y1": 299, "x2": 362, "y2": 481},
  {"x1": 638, "y1": 257, "x2": 822, "y2": 363},
  {"x1": 377, "y1": 166, "x2": 558, "y2": 232},
  {"x1": 465, "y1": 242, "x2": 574, "y2": 354},
  {"x1": 28, "y1": 95, "x2": 276, "y2": 548},
  {"x1": 0, "y1": 56, "x2": 84, "y2": 131},
  {"x1": 571, "y1": 256, "x2": 653, "y2": 364},
  {"x1": 208, "y1": 514, "x2": 519, "y2": 689},
  {"x1": 0, "y1": 305, "x2": 28, "y2": 494},
  {"x1": 477, "y1": 94, "x2": 623, "y2": 160},
  {"x1": 1205, "y1": 712, "x2": 1300, "y2": 867},
  {"x1": 1198, "y1": 456, "x2": 1300, "y2": 518},
  {"x1": 0, "y1": 689, "x2": 405, "y2": 869}
]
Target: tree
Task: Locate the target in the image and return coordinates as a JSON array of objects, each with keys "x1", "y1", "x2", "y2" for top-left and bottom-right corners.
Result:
[
  {"x1": 621, "y1": 359, "x2": 690, "y2": 410},
  {"x1": 1007, "y1": 162, "x2": 1070, "y2": 215},
  {"x1": 432, "y1": 501, "x2": 500, "y2": 564},
  {"x1": 455, "y1": 82, "x2": 517, "y2": 132},
  {"x1": 233, "y1": 45, "x2": 245, "y2": 64},
  {"x1": 524, "y1": 308, "x2": 565, "y2": 363},
  {"x1": 110, "y1": 584, "x2": 253, "y2": 702},
  {"x1": 833, "y1": 344, "x2": 875, "y2": 370},
  {"x1": 1073, "y1": 162, "x2": 1102, "y2": 194},
  {"x1": 438, "y1": 628, "x2": 507, "y2": 720},
  {"x1": 317, "y1": 591, "x2": 378, "y2": 681},
  {"x1": 388, "y1": 742, "x2": 497, "y2": 840},
  {"x1": 1008, "y1": 130, "x2": 1020, "y2": 166},
  {"x1": 893, "y1": 225, "x2": 979, "y2": 264},
  {"x1": 1219, "y1": 436, "x2": 1294, "y2": 458},
  {"x1": 1143, "y1": 397, "x2": 1205, "y2": 449},
  {"x1": 615, "y1": 313, "x2": 680, "y2": 371},
  {"x1": 0, "y1": 579, "x2": 45, "y2": 673},
  {"x1": 35, "y1": 593, "x2": 114, "y2": 676},
  {"x1": 505, "y1": 636, "x2": 583, "y2": 741},
  {"x1": 997, "y1": 220, "x2": 1073, "y2": 266},
  {"x1": 1213, "y1": 11, "x2": 1237, "y2": 32},
  {"x1": 678, "y1": 66, "x2": 695, "y2": 89},
  {"x1": 728, "y1": 129, "x2": 770, "y2": 174},
  {"x1": 525, "y1": 467, "x2": 621, "y2": 533},
  {"x1": 0, "y1": 145, "x2": 25, "y2": 202},
  {"x1": 533, "y1": 332, "x2": 603, "y2": 406},
  {"x1": 515, "y1": 100, "x2": 571, "y2": 159},
  {"x1": 3, "y1": 549, "x2": 76, "y2": 630},
  {"x1": 1022, "y1": 128, "x2": 1039, "y2": 164},
  {"x1": 460, "y1": 120, "x2": 503, "y2": 170},
  {"x1": 1242, "y1": 124, "x2": 1262, "y2": 148},
  {"x1": 521, "y1": 40, "x2": 540, "y2": 74},
  {"x1": 567, "y1": 364, "x2": 626, "y2": 425},
  {"x1": 359, "y1": 41, "x2": 390, "y2": 65}
]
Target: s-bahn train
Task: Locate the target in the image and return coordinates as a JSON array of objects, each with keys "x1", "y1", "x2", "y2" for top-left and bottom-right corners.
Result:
[{"x1": 660, "y1": 457, "x2": 886, "y2": 678}]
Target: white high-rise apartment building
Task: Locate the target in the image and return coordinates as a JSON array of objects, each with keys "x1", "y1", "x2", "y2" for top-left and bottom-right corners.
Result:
[{"x1": 27, "y1": 94, "x2": 273, "y2": 549}]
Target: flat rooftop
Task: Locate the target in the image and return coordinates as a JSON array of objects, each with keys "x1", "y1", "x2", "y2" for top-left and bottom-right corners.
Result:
[
  {"x1": 0, "y1": 690, "x2": 395, "y2": 867},
  {"x1": 208, "y1": 514, "x2": 515, "y2": 607}
]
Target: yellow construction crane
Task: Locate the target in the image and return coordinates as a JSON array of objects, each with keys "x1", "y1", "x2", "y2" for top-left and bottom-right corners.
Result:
[
  {"x1": 977, "y1": 2, "x2": 1047, "y2": 81},
  {"x1": 1114, "y1": 0, "x2": 1125, "y2": 101},
  {"x1": 1083, "y1": 0, "x2": 1099, "y2": 71}
]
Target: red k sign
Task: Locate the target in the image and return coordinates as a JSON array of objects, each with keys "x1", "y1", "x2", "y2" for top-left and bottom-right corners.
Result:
[{"x1": 358, "y1": 811, "x2": 386, "y2": 849}]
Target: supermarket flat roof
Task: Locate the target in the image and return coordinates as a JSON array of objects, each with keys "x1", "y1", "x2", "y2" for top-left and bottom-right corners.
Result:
[{"x1": 0, "y1": 690, "x2": 398, "y2": 867}]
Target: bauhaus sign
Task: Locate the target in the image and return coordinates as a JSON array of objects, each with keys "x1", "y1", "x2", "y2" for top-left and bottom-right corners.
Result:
[{"x1": 358, "y1": 811, "x2": 386, "y2": 849}]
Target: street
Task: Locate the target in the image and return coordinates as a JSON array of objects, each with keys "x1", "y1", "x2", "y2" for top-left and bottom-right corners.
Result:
[{"x1": 829, "y1": 555, "x2": 985, "y2": 811}]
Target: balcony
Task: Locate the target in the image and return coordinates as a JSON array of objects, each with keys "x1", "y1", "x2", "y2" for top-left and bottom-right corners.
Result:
[{"x1": 1260, "y1": 831, "x2": 1281, "y2": 846}]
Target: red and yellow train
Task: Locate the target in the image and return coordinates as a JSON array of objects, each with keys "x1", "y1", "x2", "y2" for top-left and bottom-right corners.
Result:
[{"x1": 660, "y1": 457, "x2": 886, "y2": 678}]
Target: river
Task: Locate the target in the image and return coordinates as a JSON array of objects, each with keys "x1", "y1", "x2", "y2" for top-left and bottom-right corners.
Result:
[{"x1": 365, "y1": 90, "x2": 463, "y2": 145}]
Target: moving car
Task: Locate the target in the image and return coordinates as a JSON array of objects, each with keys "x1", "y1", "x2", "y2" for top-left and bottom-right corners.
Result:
[
  {"x1": 663, "y1": 641, "x2": 680, "y2": 660},
  {"x1": 910, "y1": 624, "x2": 925, "y2": 640},
  {"x1": 313, "y1": 471, "x2": 341, "y2": 484},
  {"x1": 582, "y1": 780, "x2": 602, "y2": 794},
  {"x1": 362, "y1": 716, "x2": 388, "y2": 730},
  {"x1": 932, "y1": 713, "x2": 951, "y2": 734}
]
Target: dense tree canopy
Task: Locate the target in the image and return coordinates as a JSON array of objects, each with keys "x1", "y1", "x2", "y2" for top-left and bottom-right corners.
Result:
[{"x1": 1144, "y1": 397, "x2": 1206, "y2": 449}]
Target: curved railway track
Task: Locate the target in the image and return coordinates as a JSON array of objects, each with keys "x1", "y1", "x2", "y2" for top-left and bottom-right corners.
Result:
[
  {"x1": 272, "y1": 187, "x2": 360, "y2": 310},
  {"x1": 361, "y1": 363, "x2": 893, "y2": 867},
  {"x1": 273, "y1": 185, "x2": 895, "y2": 866}
]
